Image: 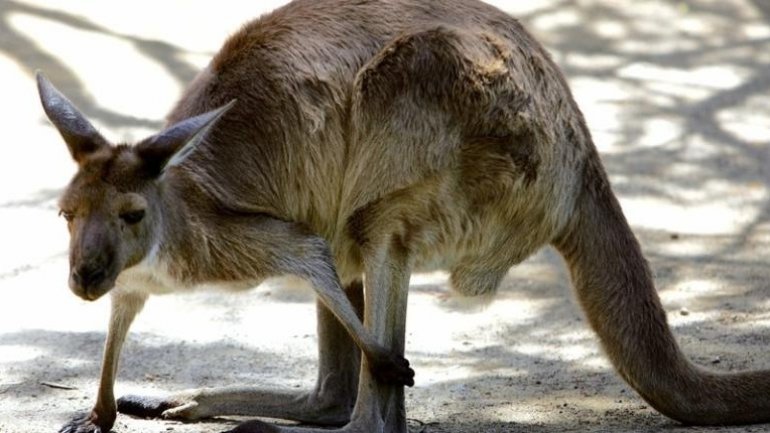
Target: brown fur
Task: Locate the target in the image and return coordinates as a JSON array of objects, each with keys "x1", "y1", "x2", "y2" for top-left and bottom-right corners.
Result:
[{"x1": 38, "y1": 1, "x2": 770, "y2": 432}]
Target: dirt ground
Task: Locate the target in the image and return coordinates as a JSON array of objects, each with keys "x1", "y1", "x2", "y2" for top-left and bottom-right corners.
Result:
[{"x1": 2, "y1": 1, "x2": 770, "y2": 432}]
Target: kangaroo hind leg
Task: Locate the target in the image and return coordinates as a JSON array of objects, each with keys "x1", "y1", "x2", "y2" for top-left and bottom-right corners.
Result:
[{"x1": 118, "y1": 281, "x2": 364, "y2": 427}]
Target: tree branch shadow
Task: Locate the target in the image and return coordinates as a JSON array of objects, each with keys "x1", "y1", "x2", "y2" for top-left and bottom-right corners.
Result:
[{"x1": 0, "y1": 0, "x2": 202, "y2": 130}]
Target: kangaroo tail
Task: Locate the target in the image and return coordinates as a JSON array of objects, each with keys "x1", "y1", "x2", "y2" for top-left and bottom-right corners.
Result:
[{"x1": 552, "y1": 159, "x2": 770, "y2": 425}]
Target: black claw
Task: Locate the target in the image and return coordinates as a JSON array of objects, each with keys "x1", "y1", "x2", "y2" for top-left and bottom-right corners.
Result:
[
  {"x1": 404, "y1": 366, "x2": 416, "y2": 386},
  {"x1": 117, "y1": 394, "x2": 175, "y2": 418},
  {"x1": 370, "y1": 352, "x2": 417, "y2": 387}
]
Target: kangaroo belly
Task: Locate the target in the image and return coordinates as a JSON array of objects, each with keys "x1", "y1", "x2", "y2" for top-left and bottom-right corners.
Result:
[{"x1": 342, "y1": 147, "x2": 567, "y2": 298}]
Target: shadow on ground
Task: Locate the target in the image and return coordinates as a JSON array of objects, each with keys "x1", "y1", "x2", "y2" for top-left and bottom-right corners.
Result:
[
  {"x1": 0, "y1": 0, "x2": 200, "y2": 130},
  {"x1": 2, "y1": 1, "x2": 770, "y2": 432}
]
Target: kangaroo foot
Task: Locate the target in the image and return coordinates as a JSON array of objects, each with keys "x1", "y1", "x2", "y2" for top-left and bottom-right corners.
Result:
[
  {"x1": 118, "y1": 386, "x2": 353, "y2": 426},
  {"x1": 219, "y1": 414, "x2": 403, "y2": 433},
  {"x1": 59, "y1": 410, "x2": 114, "y2": 433},
  {"x1": 220, "y1": 419, "x2": 380, "y2": 433}
]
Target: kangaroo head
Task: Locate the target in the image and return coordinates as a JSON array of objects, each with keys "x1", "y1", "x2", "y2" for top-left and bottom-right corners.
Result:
[{"x1": 36, "y1": 73, "x2": 233, "y2": 301}]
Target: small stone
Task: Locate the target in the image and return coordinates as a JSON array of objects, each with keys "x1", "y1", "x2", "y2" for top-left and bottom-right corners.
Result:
[
  {"x1": 679, "y1": 308, "x2": 690, "y2": 316},
  {"x1": 712, "y1": 357, "x2": 721, "y2": 364}
]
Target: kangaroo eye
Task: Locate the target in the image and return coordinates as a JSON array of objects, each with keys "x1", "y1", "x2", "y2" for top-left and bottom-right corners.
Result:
[
  {"x1": 58, "y1": 210, "x2": 75, "y2": 222},
  {"x1": 120, "y1": 209, "x2": 145, "y2": 224}
]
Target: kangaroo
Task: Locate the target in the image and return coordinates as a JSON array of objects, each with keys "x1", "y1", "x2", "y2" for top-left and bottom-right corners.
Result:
[{"x1": 37, "y1": 0, "x2": 770, "y2": 432}]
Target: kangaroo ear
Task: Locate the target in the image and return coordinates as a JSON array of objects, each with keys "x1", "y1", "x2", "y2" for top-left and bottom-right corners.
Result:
[
  {"x1": 135, "y1": 100, "x2": 236, "y2": 177},
  {"x1": 36, "y1": 71, "x2": 108, "y2": 163}
]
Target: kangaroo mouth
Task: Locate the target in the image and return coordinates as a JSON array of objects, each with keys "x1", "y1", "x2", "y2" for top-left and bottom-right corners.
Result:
[{"x1": 69, "y1": 268, "x2": 116, "y2": 301}]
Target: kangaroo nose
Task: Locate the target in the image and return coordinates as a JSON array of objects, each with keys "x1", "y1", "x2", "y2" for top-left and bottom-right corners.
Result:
[{"x1": 73, "y1": 265, "x2": 106, "y2": 288}]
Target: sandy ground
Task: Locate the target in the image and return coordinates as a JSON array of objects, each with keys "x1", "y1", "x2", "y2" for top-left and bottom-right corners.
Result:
[{"x1": 2, "y1": 1, "x2": 770, "y2": 432}]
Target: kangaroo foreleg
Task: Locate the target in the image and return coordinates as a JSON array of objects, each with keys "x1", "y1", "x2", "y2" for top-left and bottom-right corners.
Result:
[
  {"x1": 289, "y1": 235, "x2": 413, "y2": 388},
  {"x1": 119, "y1": 282, "x2": 363, "y2": 426},
  {"x1": 60, "y1": 290, "x2": 147, "y2": 433},
  {"x1": 224, "y1": 244, "x2": 412, "y2": 433}
]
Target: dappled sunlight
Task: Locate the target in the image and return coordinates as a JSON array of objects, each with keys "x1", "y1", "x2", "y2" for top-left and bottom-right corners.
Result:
[
  {"x1": 619, "y1": 184, "x2": 767, "y2": 234},
  {"x1": 663, "y1": 278, "x2": 723, "y2": 301},
  {"x1": 515, "y1": 342, "x2": 594, "y2": 364},
  {"x1": 0, "y1": 51, "x2": 74, "y2": 204},
  {"x1": 138, "y1": 288, "x2": 318, "y2": 353},
  {"x1": 634, "y1": 118, "x2": 684, "y2": 149},
  {"x1": 415, "y1": 358, "x2": 526, "y2": 388},
  {"x1": 511, "y1": 327, "x2": 609, "y2": 371},
  {"x1": 0, "y1": 345, "x2": 43, "y2": 363},
  {"x1": 479, "y1": 393, "x2": 645, "y2": 425},
  {"x1": 618, "y1": 63, "x2": 749, "y2": 91},
  {"x1": 501, "y1": 0, "x2": 770, "y2": 247},
  {"x1": 9, "y1": 0, "x2": 287, "y2": 52},
  {"x1": 731, "y1": 312, "x2": 770, "y2": 332},
  {"x1": 9, "y1": 11, "x2": 180, "y2": 137},
  {"x1": 621, "y1": 191, "x2": 764, "y2": 235},
  {"x1": 410, "y1": 270, "x2": 450, "y2": 288},
  {"x1": 0, "y1": 208, "x2": 67, "y2": 277},
  {"x1": 568, "y1": 77, "x2": 626, "y2": 153},
  {"x1": 529, "y1": 9, "x2": 581, "y2": 32},
  {"x1": 718, "y1": 94, "x2": 770, "y2": 144},
  {"x1": 565, "y1": 53, "x2": 625, "y2": 74},
  {"x1": 407, "y1": 290, "x2": 557, "y2": 353},
  {"x1": 0, "y1": 260, "x2": 107, "y2": 331},
  {"x1": 3, "y1": 0, "x2": 770, "y2": 432}
]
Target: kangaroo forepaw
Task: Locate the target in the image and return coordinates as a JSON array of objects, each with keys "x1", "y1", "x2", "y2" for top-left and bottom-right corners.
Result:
[
  {"x1": 370, "y1": 352, "x2": 415, "y2": 387},
  {"x1": 59, "y1": 411, "x2": 113, "y2": 433}
]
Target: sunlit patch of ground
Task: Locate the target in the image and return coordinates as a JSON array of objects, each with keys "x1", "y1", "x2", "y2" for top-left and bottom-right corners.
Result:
[{"x1": 2, "y1": 1, "x2": 770, "y2": 432}]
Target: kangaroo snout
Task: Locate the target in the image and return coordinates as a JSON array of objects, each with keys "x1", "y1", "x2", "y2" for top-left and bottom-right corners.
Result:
[
  {"x1": 69, "y1": 260, "x2": 114, "y2": 301},
  {"x1": 73, "y1": 264, "x2": 106, "y2": 288}
]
